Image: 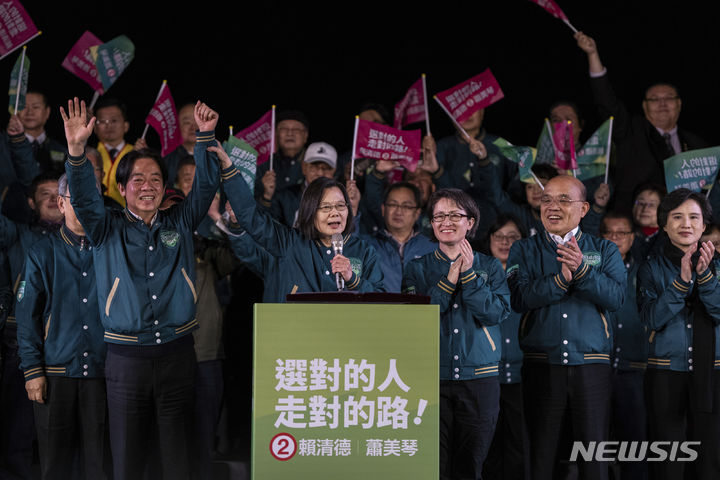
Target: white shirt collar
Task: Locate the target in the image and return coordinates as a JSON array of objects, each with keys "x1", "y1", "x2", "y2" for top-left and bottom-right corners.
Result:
[
  {"x1": 549, "y1": 226, "x2": 579, "y2": 245},
  {"x1": 655, "y1": 125, "x2": 678, "y2": 137},
  {"x1": 126, "y1": 208, "x2": 158, "y2": 227},
  {"x1": 104, "y1": 141, "x2": 126, "y2": 152},
  {"x1": 25, "y1": 131, "x2": 47, "y2": 144}
]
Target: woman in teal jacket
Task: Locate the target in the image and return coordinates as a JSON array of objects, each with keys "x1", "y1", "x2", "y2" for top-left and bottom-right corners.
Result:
[
  {"x1": 402, "y1": 188, "x2": 510, "y2": 480},
  {"x1": 213, "y1": 145, "x2": 385, "y2": 298},
  {"x1": 638, "y1": 188, "x2": 720, "y2": 480}
]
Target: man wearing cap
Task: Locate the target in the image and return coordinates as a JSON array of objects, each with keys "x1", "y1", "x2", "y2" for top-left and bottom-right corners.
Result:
[
  {"x1": 267, "y1": 141, "x2": 336, "y2": 228},
  {"x1": 255, "y1": 109, "x2": 310, "y2": 207}
]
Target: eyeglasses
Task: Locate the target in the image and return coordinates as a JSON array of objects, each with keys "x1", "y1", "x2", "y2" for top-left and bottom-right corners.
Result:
[
  {"x1": 491, "y1": 232, "x2": 521, "y2": 243},
  {"x1": 96, "y1": 118, "x2": 123, "y2": 126},
  {"x1": 634, "y1": 200, "x2": 659, "y2": 210},
  {"x1": 384, "y1": 202, "x2": 418, "y2": 212},
  {"x1": 601, "y1": 231, "x2": 633, "y2": 239},
  {"x1": 317, "y1": 202, "x2": 348, "y2": 213},
  {"x1": 539, "y1": 195, "x2": 586, "y2": 206},
  {"x1": 644, "y1": 96, "x2": 679, "y2": 104},
  {"x1": 278, "y1": 127, "x2": 306, "y2": 135},
  {"x1": 431, "y1": 213, "x2": 468, "y2": 223}
]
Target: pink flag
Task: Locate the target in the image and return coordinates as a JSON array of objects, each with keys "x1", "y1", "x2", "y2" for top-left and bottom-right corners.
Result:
[
  {"x1": 434, "y1": 69, "x2": 504, "y2": 124},
  {"x1": 552, "y1": 121, "x2": 577, "y2": 170},
  {"x1": 0, "y1": 0, "x2": 40, "y2": 60},
  {"x1": 145, "y1": 83, "x2": 182, "y2": 157},
  {"x1": 528, "y1": 0, "x2": 569, "y2": 21},
  {"x1": 354, "y1": 118, "x2": 421, "y2": 172},
  {"x1": 394, "y1": 77, "x2": 426, "y2": 129},
  {"x1": 61, "y1": 31, "x2": 104, "y2": 94},
  {"x1": 235, "y1": 110, "x2": 274, "y2": 165}
]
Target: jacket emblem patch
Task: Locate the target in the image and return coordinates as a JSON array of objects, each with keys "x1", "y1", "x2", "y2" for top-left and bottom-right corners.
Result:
[{"x1": 160, "y1": 230, "x2": 180, "y2": 248}]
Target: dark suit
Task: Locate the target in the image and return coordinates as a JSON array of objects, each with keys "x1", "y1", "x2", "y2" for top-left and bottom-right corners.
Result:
[{"x1": 590, "y1": 72, "x2": 708, "y2": 212}]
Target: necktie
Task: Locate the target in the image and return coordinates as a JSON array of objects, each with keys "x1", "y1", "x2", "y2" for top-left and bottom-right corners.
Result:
[
  {"x1": 663, "y1": 133, "x2": 675, "y2": 156},
  {"x1": 108, "y1": 148, "x2": 118, "y2": 160},
  {"x1": 31, "y1": 140, "x2": 40, "y2": 157}
]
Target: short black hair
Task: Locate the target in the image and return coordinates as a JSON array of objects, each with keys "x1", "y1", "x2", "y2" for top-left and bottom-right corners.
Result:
[
  {"x1": 359, "y1": 102, "x2": 391, "y2": 125},
  {"x1": 479, "y1": 213, "x2": 527, "y2": 256},
  {"x1": 25, "y1": 90, "x2": 50, "y2": 108},
  {"x1": 600, "y1": 211, "x2": 634, "y2": 233},
  {"x1": 644, "y1": 82, "x2": 680, "y2": 100},
  {"x1": 296, "y1": 177, "x2": 353, "y2": 240},
  {"x1": 93, "y1": 97, "x2": 128, "y2": 120},
  {"x1": 427, "y1": 188, "x2": 481, "y2": 241},
  {"x1": 276, "y1": 109, "x2": 309, "y2": 130},
  {"x1": 28, "y1": 171, "x2": 60, "y2": 200},
  {"x1": 549, "y1": 100, "x2": 584, "y2": 126},
  {"x1": 657, "y1": 188, "x2": 712, "y2": 229},
  {"x1": 115, "y1": 148, "x2": 167, "y2": 187},
  {"x1": 382, "y1": 181, "x2": 421, "y2": 207},
  {"x1": 632, "y1": 182, "x2": 666, "y2": 203},
  {"x1": 531, "y1": 163, "x2": 559, "y2": 181}
]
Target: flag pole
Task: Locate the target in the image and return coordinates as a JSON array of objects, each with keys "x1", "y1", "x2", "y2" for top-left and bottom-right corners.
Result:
[
  {"x1": 433, "y1": 96, "x2": 471, "y2": 142},
  {"x1": 269, "y1": 105, "x2": 276, "y2": 172},
  {"x1": 142, "y1": 80, "x2": 167, "y2": 140},
  {"x1": 545, "y1": 118, "x2": 558, "y2": 156},
  {"x1": 529, "y1": 168, "x2": 545, "y2": 191},
  {"x1": 88, "y1": 91, "x2": 100, "y2": 112},
  {"x1": 229, "y1": 125, "x2": 233, "y2": 138},
  {"x1": 350, "y1": 116, "x2": 359, "y2": 181},
  {"x1": 12, "y1": 46, "x2": 27, "y2": 115},
  {"x1": 604, "y1": 116, "x2": 614, "y2": 184},
  {"x1": 0, "y1": 31, "x2": 42, "y2": 62},
  {"x1": 422, "y1": 73, "x2": 431, "y2": 136},
  {"x1": 563, "y1": 19, "x2": 578, "y2": 34},
  {"x1": 568, "y1": 120, "x2": 578, "y2": 178}
]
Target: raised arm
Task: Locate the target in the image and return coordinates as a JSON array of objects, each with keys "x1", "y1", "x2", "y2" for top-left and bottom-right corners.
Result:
[
  {"x1": 6, "y1": 114, "x2": 38, "y2": 186},
  {"x1": 62, "y1": 98, "x2": 106, "y2": 246}
]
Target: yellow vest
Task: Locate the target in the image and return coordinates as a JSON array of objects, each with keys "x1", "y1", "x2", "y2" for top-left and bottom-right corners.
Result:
[{"x1": 97, "y1": 143, "x2": 134, "y2": 207}]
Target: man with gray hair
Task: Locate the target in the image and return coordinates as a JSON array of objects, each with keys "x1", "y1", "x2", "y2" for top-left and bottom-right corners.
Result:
[{"x1": 15, "y1": 173, "x2": 107, "y2": 479}]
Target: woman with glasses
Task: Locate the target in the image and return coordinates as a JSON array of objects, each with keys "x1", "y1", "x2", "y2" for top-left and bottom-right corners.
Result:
[
  {"x1": 638, "y1": 188, "x2": 720, "y2": 479},
  {"x1": 630, "y1": 183, "x2": 667, "y2": 261},
  {"x1": 215, "y1": 143, "x2": 385, "y2": 300},
  {"x1": 402, "y1": 188, "x2": 510, "y2": 480},
  {"x1": 478, "y1": 213, "x2": 529, "y2": 480}
]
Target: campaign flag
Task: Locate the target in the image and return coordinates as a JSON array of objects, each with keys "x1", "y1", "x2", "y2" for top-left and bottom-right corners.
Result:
[
  {"x1": 394, "y1": 76, "x2": 427, "y2": 129},
  {"x1": 0, "y1": 0, "x2": 40, "y2": 60},
  {"x1": 91, "y1": 35, "x2": 135, "y2": 91},
  {"x1": 493, "y1": 137, "x2": 537, "y2": 184},
  {"x1": 61, "y1": 30, "x2": 104, "y2": 94},
  {"x1": 354, "y1": 118, "x2": 421, "y2": 172},
  {"x1": 575, "y1": 117, "x2": 614, "y2": 181},
  {"x1": 434, "y1": 69, "x2": 504, "y2": 124},
  {"x1": 8, "y1": 47, "x2": 28, "y2": 114},
  {"x1": 535, "y1": 119, "x2": 555, "y2": 164},
  {"x1": 552, "y1": 120, "x2": 577, "y2": 170},
  {"x1": 664, "y1": 147, "x2": 720, "y2": 193},
  {"x1": 223, "y1": 136, "x2": 258, "y2": 194},
  {"x1": 235, "y1": 109, "x2": 274, "y2": 165},
  {"x1": 527, "y1": 0, "x2": 577, "y2": 32},
  {"x1": 144, "y1": 82, "x2": 182, "y2": 157}
]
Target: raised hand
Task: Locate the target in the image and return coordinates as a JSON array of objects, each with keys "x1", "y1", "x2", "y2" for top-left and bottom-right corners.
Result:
[
  {"x1": 6, "y1": 114, "x2": 23, "y2": 135},
  {"x1": 574, "y1": 31, "x2": 597, "y2": 55},
  {"x1": 194, "y1": 101, "x2": 219, "y2": 132},
  {"x1": 419, "y1": 134, "x2": 439, "y2": 173},
  {"x1": 467, "y1": 137, "x2": 487, "y2": 160},
  {"x1": 59, "y1": 97, "x2": 96, "y2": 157},
  {"x1": 594, "y1": 183, "x2": 610, "y2": 209},
  {"x1": 696, "y1": 241, "x2": 715, "y2": 275},
  {"x1": 207, "y1": 140, "x2": 233, "y2": 169},
  {"x1": 260, "y1": 170, "x2": 276, "y2": 201},
  {"x1": 346, "y1": 179, "x2": 361, "y2": 216}
]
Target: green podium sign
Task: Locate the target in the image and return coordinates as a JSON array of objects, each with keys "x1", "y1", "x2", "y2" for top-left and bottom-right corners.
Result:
[{"x1": 252, "y1": 303, "x2": 439, "y2": 479}]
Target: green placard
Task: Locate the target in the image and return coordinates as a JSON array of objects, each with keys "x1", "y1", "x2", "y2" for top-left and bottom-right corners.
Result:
[{"x1": 252, "y1": 303, "x2": 439, "y2": 479}]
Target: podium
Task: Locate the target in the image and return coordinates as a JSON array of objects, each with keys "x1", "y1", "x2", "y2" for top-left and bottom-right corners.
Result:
[{"x1": 251, "y1": 295, "x2": 439, "y2": 479}]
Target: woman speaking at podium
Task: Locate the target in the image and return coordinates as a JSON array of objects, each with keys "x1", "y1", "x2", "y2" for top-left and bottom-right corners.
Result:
[
  {"x1": 211, "y1": 144, "x2": 384, "y2": 301},
  {"x1": 402, "y1": 188, "x2": 511, "y2": 480}
]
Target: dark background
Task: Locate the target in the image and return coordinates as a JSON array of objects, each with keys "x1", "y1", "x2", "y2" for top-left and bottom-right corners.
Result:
[{"x1": 5, "y1": 0, "x2": 719, "y2": 155}]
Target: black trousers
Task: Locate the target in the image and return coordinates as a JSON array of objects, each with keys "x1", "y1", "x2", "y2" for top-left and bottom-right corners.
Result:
[
  {"x1": 522, "y1": 362, "x2": 611, "y2": 480},
  {"x1": 483, "y1": 381, "x2": 529, "y2": 480},
  {"x1": 610, "y1": 368, "x2": 647, "y2": 480},
  {"x1": 645, "y1": 369, "x2": 720, "y2": 480},
  {"x1": 105, "y1": 339, "x2": 197, "y2": 480},
  {"x1": 33, "y1": 376, "x2": 108, "y2": 480},
  {"x1": 192, "y1": 359, "x2": 224, "y2": 480},
  {"x1": 0, "y1": 346, "x2": 35, "y2": 480},
  {"x1": 440, "y1": 376, "x2": 500, "y2": 480}
]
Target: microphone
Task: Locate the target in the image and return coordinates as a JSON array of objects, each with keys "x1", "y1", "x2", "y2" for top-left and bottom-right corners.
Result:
[{"x1": 331, "y1": 233, "x2": 345, "y2": 291}]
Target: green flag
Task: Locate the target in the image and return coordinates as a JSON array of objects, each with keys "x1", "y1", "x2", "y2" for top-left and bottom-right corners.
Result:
[
  {"x1": 664, "y1": 146, "x2": 720, "y2": 193},
  {"x1": 535, "y1": 119, "x2": 555, "y2": 165},
  {"x1": 91, "y1": 35, "x2": 135, "y2": 91},
  {"x1": 8, "y1": 50, "x2": 29, "y2": 115},
  {"x1": 576, "y1": 118, "x2": 612, "y2": 166},
  {"x1": 223, "y1": 136, "x2": 258, "y2": 194},
  {"x1": 575, "y1": 163, "x2": 607, "y2": 181},
  {"x1": 493, "y1": 137, "x2": 537, "y2": 183}
]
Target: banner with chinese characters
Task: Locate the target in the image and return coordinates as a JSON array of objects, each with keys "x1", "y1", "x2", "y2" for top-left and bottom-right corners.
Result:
[
  {"x1": 664, "y1": 146, "x2": 720, "y2": 193},
  {"x1": 252, "y1": 303, "x2": 439, "y2": 480},
  {"x1": 353, "y1": 118, "x2": 421, "y2": 172},
  {"x1": 394, "y1": 76, "x2": 426, "y2": 129},
  {"x1": 144, "y1": 82, "x2": 182, "y2": 156},
  {"x1": 223, "y1": 135, "x2": 258, "y2": 194},
  {"x1": 235, "y1": 109, "x2": 274, "y2": 165},
  {"x1": 433, "y1": 69, "x2": 504, "y2": 124},
  {"x1": 90, "y1": 34, "x2": 135, "y2": 91},
  {"x1": 493, "y1": 137, "x2": 537, "y2": 184},
  {"x1": 61, "y1": 30, "x2": 104, "y2": 94},
  {"x1": 0, "y1": 0, "x2": 40, "y2": 60}
]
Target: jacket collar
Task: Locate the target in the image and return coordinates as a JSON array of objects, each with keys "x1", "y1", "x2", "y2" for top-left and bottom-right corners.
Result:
[{"x1": 59, "y1": 223, "x2": 88, "y2": 248}]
